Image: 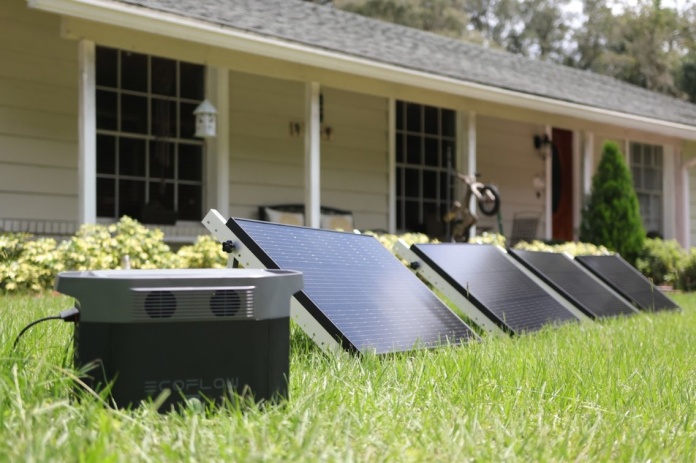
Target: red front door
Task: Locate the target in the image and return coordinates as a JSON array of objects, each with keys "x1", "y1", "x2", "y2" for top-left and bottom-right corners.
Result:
[{"x1": 552, "y1": 128, "x2": 574, "y2": 242}]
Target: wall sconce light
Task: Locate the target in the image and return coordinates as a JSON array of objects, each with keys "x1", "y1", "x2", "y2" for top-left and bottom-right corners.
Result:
[
  {"x1": 289, "y1": 122, "x2": 304, "y2": 137},
  {"x1": 321, "y1": 125, "x2": 333, "y2": 141},
  {"x1": 194, "y1": 99, "x2": 217, "y2": 138},
  {"x1": 533, "y1": 134, "x2": 551, "y2": 150}
]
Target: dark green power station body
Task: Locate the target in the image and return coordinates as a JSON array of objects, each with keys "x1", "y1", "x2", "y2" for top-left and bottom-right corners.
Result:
[{"x1": 56, "y1": 268, "x2": 303, "y2": 410}]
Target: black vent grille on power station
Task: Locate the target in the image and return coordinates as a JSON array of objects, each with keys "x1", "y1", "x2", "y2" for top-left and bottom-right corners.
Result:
[
  {"x1": 410, "y1": 244, "x2": 580, "y2": 335},
  {"x1": 574, "y1": 254, "x2": 680, "y2": 312},
  {"x1": 227, "y1": 218, "x2": 478, "y2": 354},
  {"x1": 508, "y1": 250, "x2": 637, "y2": 319},
  {"x1": 132, "y1": 287, "x2": 254, "y2": 321}
]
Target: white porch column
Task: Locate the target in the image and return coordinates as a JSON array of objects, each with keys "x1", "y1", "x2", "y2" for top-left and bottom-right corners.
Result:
[
  {"x1": 305, "y1": 82, "x2": 321, "y2": 228},
  {"x1": 582, "y1": 131, "x2": 594, "y2": 200},
  {"x1": 663, "y1": 145, "x2": 676, "y2": 240},
  {"x1": 680, "y1": 156, "x2": 696, "y2": 249},
  {"x1": 215, "y1": 69, "x2": 230, "y2": 216},
  {"x1": 544, "y1": 125, "x2": 552, "y2": 240},
  {"x1": 466, "y1": 110, "x2": 477, "y2": 238},
  {"x1": 388, "y1": 98, "x2": 396, "y2": 234},
  {"x1": 205, "y1": 67, "x2": 230, "y2": 217},
  {"x1": 572, "y1": 130, "x2": 582, "y2": 240},
  {"x1": 78, "y1": 40, "x2": 96, "y2": 225},
  {"x1": 624, "y1": 139, "x2": 631, "y2": 164}
]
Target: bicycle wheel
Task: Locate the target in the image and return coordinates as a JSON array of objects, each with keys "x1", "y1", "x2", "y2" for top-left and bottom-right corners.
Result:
[{"x1": 478, "y1": 185, "x2": 500, "y2": 216}]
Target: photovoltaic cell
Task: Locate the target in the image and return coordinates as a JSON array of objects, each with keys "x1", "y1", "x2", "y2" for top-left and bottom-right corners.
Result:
[
  {"x1": 226, "y1": 218, "x2": 478, "y2": 354},
  {"x1": 574, "y1": 254, "x2": 680, "y2": 312},
  {"x1": 508, "y1": 250, "x2": 637, "y2": 319},
  {"x1": 410, "y1": 244, "x2": 580, "y2": 335}
]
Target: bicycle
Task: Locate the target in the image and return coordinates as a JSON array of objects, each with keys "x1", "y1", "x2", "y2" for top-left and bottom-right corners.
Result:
[{"x1": 444, "y1": 172, "x2": 501, "y2": 242}]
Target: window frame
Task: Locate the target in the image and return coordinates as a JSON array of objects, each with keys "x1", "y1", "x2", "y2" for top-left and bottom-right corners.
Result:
[
  {"x1": 630, "y1": 141, "x2": 664, "y2": 235},
  {"x1": 394, "y1": 101, "x2": 456, "y2": 235},
  {"x1": 95, "y1": 46, "x2": 206, "y2": 223}
]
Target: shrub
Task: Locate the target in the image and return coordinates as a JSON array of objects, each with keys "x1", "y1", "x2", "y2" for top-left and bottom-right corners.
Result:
[
  {"x1": 109, "y1": 217, "x2": 182, "y2": 269},
  {"x1": 2, "y1": 217, "x2": 184, "y2": 293},
  {"x1": 176, "y1": 235, "x2": 228, "y2": 268},
  {"x1": 0, "y1": 236, "x2": 62, "y2": 293},
  {"x1": 513, "y1": 240, "x2": 611, "y2": 256},
  {"x1": 57, "y1": 216, "x2": 182, "y2": 271},
  {"x1": 635, "y1": 238, "x2": 688, "y2": 287},
  {"x1": 0, "y1": 232, "x2": 31, "y2": 264},
  {"x1": 469, "y1": 232, "x2": 506, "y2": 247},
  {"x1": 362, "y1": 231, "x2": 435, "y2": 252},
  {"x1": 681, "y1": 249, "x2": 696, "y2": 291},
  {"x1": 579, "y1": 141, "x2": 645, "y2": 264}
]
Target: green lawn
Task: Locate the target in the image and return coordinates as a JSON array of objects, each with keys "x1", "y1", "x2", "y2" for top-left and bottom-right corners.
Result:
[{"x1": 1, "y1": 293, "x2": 696, "y2": 462}]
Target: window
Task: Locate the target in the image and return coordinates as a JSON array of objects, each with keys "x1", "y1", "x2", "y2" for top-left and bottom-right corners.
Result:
[
  {"x1": 395, "y1": 101, "x2": 456, "y2": 235},
  {"x1": 95, "y1": 46, "x2": 205, "y2": 222},
  {"x1": 630, "y1": 142, "x2": 663, "y2": 235}
]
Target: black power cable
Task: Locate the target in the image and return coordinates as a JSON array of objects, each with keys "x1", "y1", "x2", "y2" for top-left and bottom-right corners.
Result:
[{"x1": 12, "y1": 307, "x2": 80, "y2": 350}]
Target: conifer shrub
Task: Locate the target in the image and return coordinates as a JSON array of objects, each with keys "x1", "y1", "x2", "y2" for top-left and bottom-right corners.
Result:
[{"x1": 579, "y1": 141, "x2": 645, "y2": 264}]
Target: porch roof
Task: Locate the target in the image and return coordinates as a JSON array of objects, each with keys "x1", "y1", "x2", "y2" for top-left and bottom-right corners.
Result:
[{"x1": 30, "y1": 0, "x2": 696, "y2": 138}]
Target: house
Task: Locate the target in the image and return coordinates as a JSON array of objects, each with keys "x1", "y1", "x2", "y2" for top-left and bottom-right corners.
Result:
[{"x1": 3, "y1": 0, "x2": 696, "y2": 246}]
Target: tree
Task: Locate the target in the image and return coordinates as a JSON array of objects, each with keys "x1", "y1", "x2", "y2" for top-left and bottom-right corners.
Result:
[
  {"x1": 677, "y1": 52, "x2": 696, "y2": 103},
  {"x1": 333, "y1": 0, "x2": 484, "y2": 42},
  {"x1": 580, "y1": 141, "x2": 645, "y2": 264},
  {"x1": 321, "y1": 0, "x2": 696, "y2": 102},
  {"x1": 566, "y1": 0, "x2": 614, "y2": 69},
  {"x1": 506, "y1": 0, "x2": 572, "y2": 62}
]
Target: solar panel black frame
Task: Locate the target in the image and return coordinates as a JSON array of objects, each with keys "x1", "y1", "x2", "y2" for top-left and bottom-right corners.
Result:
[
  {"x1": 574, "y1": 254, "x2": 680, "y2": 312},
  {"x1": 409, "y1": 243, "x2": 581, "y2": 335},
  {"x1": 507, "y1": 249, "x2": 638, "y2": 319},
  {"x1": 224, "y1": 218, "x2": 479, "y2": 354}
]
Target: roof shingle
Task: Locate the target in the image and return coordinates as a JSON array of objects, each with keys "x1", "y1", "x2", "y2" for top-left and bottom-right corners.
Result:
[{"x1": 117, "y1": 0, "x2": 696, "y2": 127}]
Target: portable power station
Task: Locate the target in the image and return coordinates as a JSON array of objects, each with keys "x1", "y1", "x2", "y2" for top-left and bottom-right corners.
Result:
[{"x1": 55, "y1": 268, "x2": 302, "y2": 410}]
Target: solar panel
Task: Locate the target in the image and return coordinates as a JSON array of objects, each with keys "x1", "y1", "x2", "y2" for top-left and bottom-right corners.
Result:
[
  {"x1": 574, "y1": 254, "x2": 680, "y2": 312},
  {"x1": 202, "y1": 211, "x2": 478, "y2": 354},
  {"x1": 398, "y1": 243, "x2": 584, "y2": 335},
  {"x1": 507, "y1": 250, "x2": 638, "y2": 319}
]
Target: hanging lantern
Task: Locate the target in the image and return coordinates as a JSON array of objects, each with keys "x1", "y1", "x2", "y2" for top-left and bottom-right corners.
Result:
[{"x1": 193, "y1": 99, "x2": 217, "y2": 138}]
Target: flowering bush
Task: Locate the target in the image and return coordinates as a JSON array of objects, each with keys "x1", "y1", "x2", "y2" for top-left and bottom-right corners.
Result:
[
  {"x1": 1, "y1": 235, "x2": 62, "y2": 293},
  {"x1": 635, "y1": 238, "x2": 688, "y2": 287},
  {"x1": 2, "y1": 218, "x2": 693, "y2": 293},
  {"x1": 512, "y1": 240, "x2": 611, "y2": 256},
  {"x1": 361, "y1": 231, "x2": 435, "y2": 254},
  {"x1": 469, "y1": 233, "x2": 506, "y2": 247},
  {"x1": 57, "y1": 216, "x2": 181, "y2": 271},
  {"x1": 176, "y1": 235, "x2": 228, "y2": 269}
]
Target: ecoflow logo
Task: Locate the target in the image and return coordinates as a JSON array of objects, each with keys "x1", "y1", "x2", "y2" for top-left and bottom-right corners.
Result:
[{"x1": 144, "y1": 377, "x2": 239, "y2": 396}]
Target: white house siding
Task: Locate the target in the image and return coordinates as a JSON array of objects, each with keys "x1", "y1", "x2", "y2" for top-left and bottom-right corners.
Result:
[
  {"x1": 473, "y1": 115, "x2": 546, "y2": 237},
  {"x1": 227, "y1": 72, "x2": 305, "y2": 217},
  {"x1": 684, "y1": 142, "x2": 696, "y2": 247},
  {"x1": 227, "y1": 71, "x2": 389, "y2": 230},
  {"x1": 0, "y1": 0, "x2": 78, "y2": 221},
  {"x1": 318, "y1": 87, "x2": 388, "y2": 231}
]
